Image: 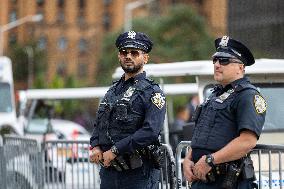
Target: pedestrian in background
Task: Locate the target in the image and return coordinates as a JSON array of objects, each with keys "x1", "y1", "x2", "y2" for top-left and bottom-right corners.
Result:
[{"x1": 89, "y1": 31, "x2": 166, "y2": 189}]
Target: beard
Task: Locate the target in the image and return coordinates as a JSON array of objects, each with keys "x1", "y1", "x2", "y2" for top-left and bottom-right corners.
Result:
[{"x1": 120, "y1": 60, "x2": 144, "y2": 74}]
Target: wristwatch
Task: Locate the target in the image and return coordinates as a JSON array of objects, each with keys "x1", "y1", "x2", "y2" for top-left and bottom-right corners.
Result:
[
  {"x1": 205, "y1": 154, "x2": 215, "y2": 167},
  {"x1": 110, "y1": 145, "x2": 119, "y2": 155}
]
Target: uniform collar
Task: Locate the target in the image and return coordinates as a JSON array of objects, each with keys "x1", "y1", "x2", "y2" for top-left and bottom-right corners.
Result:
[
  {"x1": 121, "y1": 71, "x2": 146, "y2": 83},
  {"x1": 214, "y1": 77, "x2": 249, "y2": 95},
  {"x1": 230, "y1": 77, "x2": 249, "y2": 89}
]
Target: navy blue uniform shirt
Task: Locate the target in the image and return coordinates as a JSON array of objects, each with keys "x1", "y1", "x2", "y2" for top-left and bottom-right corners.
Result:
[
  {"x1": 191, "y1": 77, "x2": 267, "y2": 162},
  {"x1": 90, "y1": 72, "x2": 166, "y2": 154}
]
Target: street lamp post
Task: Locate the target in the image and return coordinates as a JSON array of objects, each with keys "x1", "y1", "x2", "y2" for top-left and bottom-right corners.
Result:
[
  {"x1": 124, "y1": 0, "x2": 155, "y2": 32},
  {"x1": 25, "y1": 46, "x2": 34, "y2": 89},
  {"x1": 0, "y1": 14, "x2": 43, "y2": 56}
]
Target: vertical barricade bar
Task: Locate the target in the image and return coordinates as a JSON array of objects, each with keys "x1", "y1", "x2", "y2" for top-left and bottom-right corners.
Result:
[
  {"x1": 175, "y1": 141, "x2": 191, "y2": 189},
  {"x1": 0, "y1": 146, "x2": 7, "y2": 189},
  {"x1": 161, "y1": 144, "x2": 177, "y2": 189}
]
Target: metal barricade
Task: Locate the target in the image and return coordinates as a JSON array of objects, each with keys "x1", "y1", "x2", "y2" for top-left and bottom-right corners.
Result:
[
  {"x1": 160, "y1": 144, "x2": 177, "y2": 189},
  {"x1": 42, "y1": 140, "x2": 176, "y2": 189},
  {"x1": 175, "y1": 141, "x2": 284, "y2": 189},
  {"x1": 43, "y1": 140, "x2": 100, "y2": 189},
  {"x1": 1, "y1": 135, "x2": 43, "y2": 189}
]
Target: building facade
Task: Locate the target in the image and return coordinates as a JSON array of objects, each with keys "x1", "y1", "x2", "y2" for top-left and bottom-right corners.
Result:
[{"x1": 0, "y1": 0, "x2": 227, "y2": 88}]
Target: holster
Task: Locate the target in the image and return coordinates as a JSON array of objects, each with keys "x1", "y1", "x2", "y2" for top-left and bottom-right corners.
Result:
[{"x1": 110, "y1": 153, "x2": 143, "y2": 171}]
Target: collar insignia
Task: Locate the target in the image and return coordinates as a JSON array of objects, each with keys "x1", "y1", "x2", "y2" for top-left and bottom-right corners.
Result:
[{"x1": 216, "y1": 89, "x2": 234, "y2": 103}]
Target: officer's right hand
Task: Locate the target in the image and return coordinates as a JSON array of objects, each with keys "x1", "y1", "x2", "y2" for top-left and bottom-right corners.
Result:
[
  {"x1": 183, "y1": 152, "x2": 198, "y2": 182},
  {"x1": 89, "y1": 146, "x2": 103, "y2": 164}
]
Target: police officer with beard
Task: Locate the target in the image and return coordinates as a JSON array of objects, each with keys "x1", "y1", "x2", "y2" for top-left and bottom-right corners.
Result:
[
  {"x1": 183, "y1": 36, "x2": 267, "y2": 189},
  {"x1": 89, "y1": 31, "x2": 166, "y2": 189}
]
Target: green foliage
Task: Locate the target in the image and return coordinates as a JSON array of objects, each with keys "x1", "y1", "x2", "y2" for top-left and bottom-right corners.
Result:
[
  {"x1": 8, "y1": 41, "x2": 47, "y2": 86},
  {"x1": 97, "y1": 4, "x2": 215, "y2": 85}
]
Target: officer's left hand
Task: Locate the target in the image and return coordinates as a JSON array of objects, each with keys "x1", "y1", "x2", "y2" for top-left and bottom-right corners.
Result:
[
  {"x1": 102, "y1": 150, "x2": 117, "y2": 167},
  {"x1": 193, "y1": 155, "x2": 212, "y2": 181}
]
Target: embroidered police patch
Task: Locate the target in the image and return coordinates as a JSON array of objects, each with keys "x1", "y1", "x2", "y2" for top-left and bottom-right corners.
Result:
[
  {"x1": 151, "y1": 93, "x2": 165, "y2": 109},
  {"x1": 254, "y1": 95, "x2": 267, "y2": 114}
]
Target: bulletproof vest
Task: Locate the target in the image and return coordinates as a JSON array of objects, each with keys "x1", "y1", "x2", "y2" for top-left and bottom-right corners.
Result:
[
  {"x1": 97, "y1": 79, "x2": 154, "y2": 147},
  {"x1": 191, "y1": 83, "x2": 258, "y2": 151}
]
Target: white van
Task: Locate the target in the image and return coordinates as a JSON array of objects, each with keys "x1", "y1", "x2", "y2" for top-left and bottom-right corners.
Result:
[
  {"x1": 113, "y1": 59, "x2": 284, "y2": 145},
  {"x1": 0, "y1": 56, "x2": 22, "y2": 135}
]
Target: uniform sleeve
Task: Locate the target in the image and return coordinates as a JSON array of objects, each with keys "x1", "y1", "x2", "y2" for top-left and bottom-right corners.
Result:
[
  {"x1": 115, "y1": 86, "x2": 166, "y2": 154},
  {"x1": 236, "y1": 90, "x2": 267, "y2": 138},
  {"x1": 89, "y1": 114, "x2": 99, "y2": 148}
]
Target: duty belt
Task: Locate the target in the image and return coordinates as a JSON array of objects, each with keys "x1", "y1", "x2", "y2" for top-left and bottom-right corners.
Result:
[{"x1": 101, "y1": 153, "x2": 143, "y2": 172}]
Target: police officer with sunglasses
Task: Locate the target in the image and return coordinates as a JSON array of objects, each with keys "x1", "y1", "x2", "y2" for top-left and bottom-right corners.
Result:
[
  {"x1": 183, "y1": 36, "x2": 267, "y2": 189},
  {"x1": 89, "y1": 31, "x2": 166, "y2": 189}
]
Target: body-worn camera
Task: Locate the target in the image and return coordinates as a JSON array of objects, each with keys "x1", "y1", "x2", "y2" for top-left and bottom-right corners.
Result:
[{"x1": 221, "y1": 163, "x2": 241, "y2": 189}]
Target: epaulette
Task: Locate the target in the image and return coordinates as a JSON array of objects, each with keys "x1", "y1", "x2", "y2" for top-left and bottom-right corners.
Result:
[
  {"x1": 145, "y1": 77, "x2": 159, "y2": 86},
  {"x1": 213, "y1": 84, "x2": 222, "y2": 92},
  {"x1": 235, "y1": 83, "x2": 258, "y2": 92},
  {"x1": 112, "y1": 79, "x2": 120, "y2": 85}
]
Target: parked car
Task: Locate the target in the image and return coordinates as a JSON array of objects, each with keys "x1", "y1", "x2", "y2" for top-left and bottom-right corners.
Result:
[{"x1": 24, "y1": 118, "x2": 90, "y2": 142}]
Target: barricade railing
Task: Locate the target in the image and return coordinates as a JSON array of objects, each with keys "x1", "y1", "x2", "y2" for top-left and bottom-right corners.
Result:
[
  {"x1": 161, "y1": 144, "x2": 177, "y2": 189},
  {"x1": 175, "y1": 141, "x2": 284, "y2": 189},
  {"x1": 43, "y1": 140, "x2": 100, "y2": 189},
  {"x1": 43, "y1": 140, "x2": 176, "y2": 189},
  {"x1": 1, "y1": 135, "x2": 43, "y2": 189},
  {"x1": 0, "y1": 136, "x2": 176, "y2": 189}
]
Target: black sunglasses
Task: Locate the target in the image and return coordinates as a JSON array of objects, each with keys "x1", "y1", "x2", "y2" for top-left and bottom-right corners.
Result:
[
  {"x1": 213, "y1": 57, "x2": 243, "y2": 65},
  {"x1": 119, "y1": 49, "x2": 144, "y2": 58}
]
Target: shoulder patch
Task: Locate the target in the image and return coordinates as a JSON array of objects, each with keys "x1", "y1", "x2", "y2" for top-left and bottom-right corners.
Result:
[
  {"x1": 151, "y1": 93, "x2": 166, "y2": 109},
  {"x1": 254, "y1": 95, "x2": 267, "y2": 114}
]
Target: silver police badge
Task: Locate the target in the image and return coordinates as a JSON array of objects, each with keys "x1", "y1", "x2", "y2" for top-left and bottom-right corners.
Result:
[
  {"x1": 254, "y1": 95, "x2": 267, "y2": 114},
  {"x1": 151, "y1": 93, "x2": 165, "y2": 109},
  {"x1": 219, "y1": 36, "x2": 229, "y2": 47},
  {"x1": 127, "y1": 31, "x2": 136, "y2": 39}
]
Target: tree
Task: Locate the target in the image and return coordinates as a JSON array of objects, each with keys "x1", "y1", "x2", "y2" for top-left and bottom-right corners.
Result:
[
  {"x1": 97, "y1": 4, "x2": 215, "y2": 86},
  {"x1": 8, "y1": 41, "x2": 47, "y2": 88}
]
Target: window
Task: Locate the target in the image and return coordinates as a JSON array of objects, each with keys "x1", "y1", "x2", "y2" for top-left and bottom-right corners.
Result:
[
  {"x1": 9, "y1": 33, "x2": 17, "y2": 45},
  {"x1": 77, "y1": 63, "x2": 88, "y2": 77},
  {"x1": 103, "y1": 12, "x2": 111, "y2": 31},
  {"x1": 77, "y1": 14, "x2": 85, "y2": 25},
  {"x1": 57, "y1": 10, "x2": 65, "y2": 22},
  {"x1": 38, "y1": 36, "x2": 47, "y2": 50},
  {"x1": 57, "y1": 61, "x2": 66, "y2": 76},
  {"x1": 79, "y1": 0, "x2": 85, "y2": 9},
  {"x1": 9, "y1": 10, "x2": 17, "y2": 22},
  {"x1": 0, "y1": 83, "x2": 13, "y2": 113},
  {"x1": 78, "y1": 38, "x2": 88, "y2": 53},
  {"x1": 103, "y1": 0, "x2": 112, "y2": 6},
  {"x1": 37, "y1": 0, "x2": 44, "y2": 6},
  {"x1": 57, "y1": 36, "x2": 67, "y2": 50},
  {"x1": 57, "y1": 0, "x2": 64, "y2": 8}
]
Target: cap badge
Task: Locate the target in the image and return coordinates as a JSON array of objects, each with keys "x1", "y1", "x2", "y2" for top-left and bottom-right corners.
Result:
[
  {"x1": 127, "y1": 31, "x2": 136, "y2": 39},
  {"x1": 219, "y1": 36, "x2": 229, "y2": 47}
]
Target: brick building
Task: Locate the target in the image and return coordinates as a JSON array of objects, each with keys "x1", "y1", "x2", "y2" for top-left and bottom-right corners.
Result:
[{"x1": 0, "y1": 0, "x2": 227, "y2": 88}]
